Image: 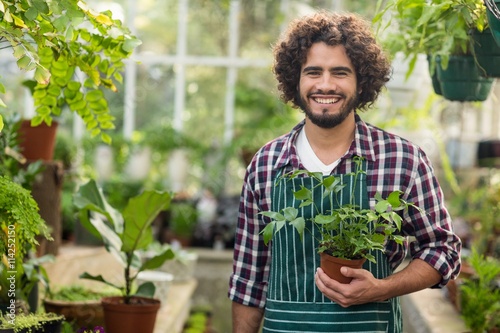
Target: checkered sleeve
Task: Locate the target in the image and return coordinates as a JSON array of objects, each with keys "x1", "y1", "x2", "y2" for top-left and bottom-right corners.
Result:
[
  {"x1": 404, "y1": 149, "x2": 462, "y2": 287},
  {"x1": 228, "y1": 157, "x2": 271, "y2": 308}
]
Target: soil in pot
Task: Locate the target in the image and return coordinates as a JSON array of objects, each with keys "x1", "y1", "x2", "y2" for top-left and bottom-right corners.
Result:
[
  {"x1": 320, "y1": 252, "x2": 366, "y2": 284},
  {"x1": 101, "y1": 296, "x2": 161, "y2": 333}
]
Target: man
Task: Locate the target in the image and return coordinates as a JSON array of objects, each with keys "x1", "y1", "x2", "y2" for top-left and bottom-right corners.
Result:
[{"x1": 228, "y1": 11, "x2": 461, "y2": 333}]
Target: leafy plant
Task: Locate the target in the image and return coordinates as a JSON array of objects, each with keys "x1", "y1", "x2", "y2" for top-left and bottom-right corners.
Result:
[
  {"x1": 73, "y1": 179, "x2": 175, "y2": 304},
  {"x1": 0, "y1": 0, "x2": 141, "y2": 143},
  {"x1": 0, "y1": 113, "x2": 43, "y2": 190},
  {"x1": 46, "y1": 285, "x2": 119, "y2": 302},
  {"x1": 0, "y1": 312, "x2": 64, "y2": 333},
  {"x1": 374, "y1": 0, "x2": 489, "y2": 75},
  {"x1": 460, "y1": 248, "x2": 500, "y2": 333},
  {"x1": 0, "y1": 175, "x2": 52, "y2": 305},
  {"x1": 260, "y1": 157, "x2": 421, "y2": 263}
]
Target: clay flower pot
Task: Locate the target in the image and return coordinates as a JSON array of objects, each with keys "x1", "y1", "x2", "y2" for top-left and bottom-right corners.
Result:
[
  {"x1": 320, "y1": 253, "x2": 366, "y2": 284},
  {"x1": 101, "y1": 296, "x2": 160, "y2": 333}
]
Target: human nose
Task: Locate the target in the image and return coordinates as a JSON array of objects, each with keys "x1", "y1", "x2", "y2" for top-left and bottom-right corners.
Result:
[{"x1": 315, "y1": 73, "x2": 337, "y2": 93}]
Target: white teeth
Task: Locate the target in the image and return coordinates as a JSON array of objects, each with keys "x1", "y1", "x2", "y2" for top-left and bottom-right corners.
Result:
[{"x1": 314, "y1": 97, "x2": 338, "y2": 104}]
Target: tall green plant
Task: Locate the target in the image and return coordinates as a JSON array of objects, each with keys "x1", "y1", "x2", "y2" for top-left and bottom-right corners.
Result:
[
  {"x1": 74, "y1": 179, "x2": 175, "y2": 303},
  {"x1": 0, "y1": 0, "x2": 141, "y2": 143}
]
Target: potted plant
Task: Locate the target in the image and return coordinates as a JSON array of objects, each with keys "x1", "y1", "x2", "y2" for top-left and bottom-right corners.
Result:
[
  {"x1": 260, "y1": 157, "x2": 421, "y2": 283},
  {"x1": 459, "y1": 248, "x2": 500, "y2": 333},
  {"x1": 0, "y1": 312, "x2": 65, "y2": 333},
  {"x1": 72, "y1": 179, "x2": 175, "y2": 333},
  {"x1": 0, "y1": 0, "x2": 141, "y2": 144},
  {"x1": 43, "y1": 285, "x2": 120, "y2": 331},
  {"x1": 374, "y1": 0, "x2": 495, "y2": 101}
]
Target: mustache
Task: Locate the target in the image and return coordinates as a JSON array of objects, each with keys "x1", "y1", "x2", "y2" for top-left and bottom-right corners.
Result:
[{"x1": 308, "y1": 90, "x2": 345, "y2": 97}]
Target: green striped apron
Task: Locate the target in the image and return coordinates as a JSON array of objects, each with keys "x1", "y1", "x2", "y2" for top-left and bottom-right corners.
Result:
[{"x1": 262, "y1": 167, "x2": 402, "y2": 333}]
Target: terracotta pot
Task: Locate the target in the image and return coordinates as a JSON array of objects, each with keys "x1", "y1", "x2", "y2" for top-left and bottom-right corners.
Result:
[
  {"x1": 320, "y1": 252, "x2": 366, "y2": 284},
  {"x1": 101, "y1": 296, "x2": 161, "y2": 333},
  {"x1": 43, "y1": 299, "x2": 104, "y2": 329},
  {"x1": 18, "y1": 120, "x2": 58, "y2": 161}
]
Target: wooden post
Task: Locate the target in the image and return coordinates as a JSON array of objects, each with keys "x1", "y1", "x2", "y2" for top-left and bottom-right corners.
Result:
[{"x1": 31, "y1": 161, "x2": 64, "y2": 256}]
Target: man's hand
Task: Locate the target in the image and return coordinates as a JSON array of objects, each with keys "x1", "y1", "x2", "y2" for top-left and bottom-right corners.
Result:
[
  {"x1": 315, "y1": 267, "x2": 384, "y2": 307},
  {"x1": 315, "y1": 259, "x2": 442, "y2": 307}
]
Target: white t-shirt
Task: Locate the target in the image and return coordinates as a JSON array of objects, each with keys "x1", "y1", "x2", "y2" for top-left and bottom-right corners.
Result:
[{"x1": 296, "y1": 128, "x2": 342, "y2": 175}]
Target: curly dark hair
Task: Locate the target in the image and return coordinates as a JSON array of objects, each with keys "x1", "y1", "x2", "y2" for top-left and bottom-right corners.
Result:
[{"x1": 273, "y1": 11, "x2": 391, "y2": 111}]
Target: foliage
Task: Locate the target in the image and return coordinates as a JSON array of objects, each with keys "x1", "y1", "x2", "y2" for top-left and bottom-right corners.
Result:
[
  {"x1": 260, "y1": 157, "x2": 420, "y2": 263},
  {"x1": 374, "y1": 0, "x2": 489, "y2": 75},
  {"x1": 0, "y1": 0, "x2": 141, "y2": 143},
  {"x1": 74, "y1": 179, "x2": 175, "y2": 304},
  {"x1": 0, "y1": 312, "x2": 64, "y2": 332},
  {"x1": 460, "y1": 248, "x2": 500, "y2": 333},
  {"x1": 0, "y1": 175, "x2": 53, "y2": 304},
  {"x1": 0, "y1": 113, "x2": 43, "y2": 190},
  {"x1": 46, "y1": 285, "x2": 120, "y2": 302}
]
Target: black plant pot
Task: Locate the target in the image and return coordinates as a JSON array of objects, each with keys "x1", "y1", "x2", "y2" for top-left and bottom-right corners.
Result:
[{"x1": 477, "y1": 140, "x2": 500, "y2": 168}]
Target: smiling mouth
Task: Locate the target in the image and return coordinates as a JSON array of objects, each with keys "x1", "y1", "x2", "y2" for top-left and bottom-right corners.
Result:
[{"x1": 312, "y1": 97, "x2": 339, "y2": 104}]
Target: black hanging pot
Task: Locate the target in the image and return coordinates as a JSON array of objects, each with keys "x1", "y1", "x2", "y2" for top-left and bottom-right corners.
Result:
[
  {"x1": 436, "y1": 55, "x2": 494, "y2": 102},
  {"x1": 477, "y1": 139, "x2": 500, "y2": 168}
]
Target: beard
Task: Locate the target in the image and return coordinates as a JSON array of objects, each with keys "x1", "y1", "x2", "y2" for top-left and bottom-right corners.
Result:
[{"x1": 297, "y1": 90, "x2": 359, "y2": 129}]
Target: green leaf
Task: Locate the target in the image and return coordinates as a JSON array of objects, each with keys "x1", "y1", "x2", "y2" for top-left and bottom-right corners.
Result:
[
  {"x1": 261, "y1": 222, "x2": 275, "y2": 245},
  {"x1": 289, "y1": 217, "x2": 305, "y2": 239},
  {"x1": 121, "y1": 191, "x2": 172, "y2": 252},
  {"x1": 294, "y1": 186, "x2": 311, "y2": 201},
  {"x1": 375, "y1": 200, "x2": 390, "y2": 213},
  {"x1": 140, "y1": 247, "x2": 175, "y2": 272},
  {"x1": 135, "y1": 282, "x2": 155, "y2": 298},
  {"x1": 260, "y1": 211, "x2": 285, "y2": 221},
  {"x1": 282, "y1": 207, "x2": 298, "y2": 221},
  {"x1": 79, "y1": 272, "x2": 122, "y2": 291},
  {"x1": 122, "y1": 37, "x2": 142, "y2": 52},
  {"x1": 387, "y1": 191, "x2": 403, "y2": 207}
]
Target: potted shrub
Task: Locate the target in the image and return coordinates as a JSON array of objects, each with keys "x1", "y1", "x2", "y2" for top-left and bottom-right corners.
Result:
[
  {"x1": 374, "y1": 0, "x2": 495, "y2": 101},
  {"x1": 0, "y1": 312, "x2": 65, "y2": 333},
  {"x1": 459, "y1": 249, "x2": 500, "y2": 333},
  {"x1": 0, "y1": 0, "x2": 141, "y2": 144},
  {"x1": 72, "y1": 179, "x2": 175, "y2": 333},
  {"x1": 260, "y1": 157, "x2": 421, "y2": 283},
  {"x1": 43, "y1": 285, "x2": 120, "y2": 331}
]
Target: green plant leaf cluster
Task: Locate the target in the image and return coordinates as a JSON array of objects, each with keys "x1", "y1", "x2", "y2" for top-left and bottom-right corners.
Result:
[
  {"x1": 260, "y1": 157, "x2": 420, "y2": 263},
  {"x1": 460, "y1": 249, "x2": 500, "y2": 333},
  {"x1": 0, "y1": 312, "x2": 64, "y2": 332},
  {"x1": 0, "y1": 0, "x2": 142, "y2": 143},
  {"x1": 73, "y1": 179, "x2": 175, "y2": 303},
  {"x1": 374, "y1": 0, "x2": 488, "y2": 76}
]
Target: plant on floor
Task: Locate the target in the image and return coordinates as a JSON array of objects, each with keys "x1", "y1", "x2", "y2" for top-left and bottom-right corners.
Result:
[
  {"x1": 0, "y1": 0, "x2": 141, "y2": 143},
  {"x1": 0, "y1": 312, "x2": 65, "y2": 333},
  {"x1": 260, "y1": 156, "x2": 420, "y2": 264},
  {"x1": 74, "y1": 179, "x2": 175, "y2": 303},
  {"x1": 459, "y1": 249, "x2": 500, "y2": 333}
]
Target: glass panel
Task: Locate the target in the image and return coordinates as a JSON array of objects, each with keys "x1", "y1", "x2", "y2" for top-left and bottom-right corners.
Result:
[{"x1": 186, "y1": 0, "x2": 230, "y2": 57}]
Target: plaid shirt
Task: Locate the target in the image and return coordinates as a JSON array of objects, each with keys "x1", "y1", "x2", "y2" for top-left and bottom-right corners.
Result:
[{"x1": 228, "y1": 115, "x2": 462, "y2": 308}]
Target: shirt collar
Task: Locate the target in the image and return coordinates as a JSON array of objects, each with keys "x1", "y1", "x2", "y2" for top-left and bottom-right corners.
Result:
[{"x1": 273, "y1": 114, "x2": 376, "y2": 171}]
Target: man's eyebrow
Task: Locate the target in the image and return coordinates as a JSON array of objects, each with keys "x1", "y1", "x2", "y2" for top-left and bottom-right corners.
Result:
[{"x1": 302, "y1": 66, "x2": 353, "y2": 73}]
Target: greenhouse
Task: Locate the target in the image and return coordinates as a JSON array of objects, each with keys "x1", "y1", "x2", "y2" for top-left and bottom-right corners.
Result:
[{"x1": 1, "y1": 0, "x2": 500, "y2": 332}]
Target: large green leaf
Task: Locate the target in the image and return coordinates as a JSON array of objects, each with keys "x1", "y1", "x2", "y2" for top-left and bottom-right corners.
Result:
[
  {"x1": 74, "y1": 179, "x2": 124, "y2": 233},
  {"x1": 121, "y1": 191, "x2": 172, "y2": 253},
  {"x1": 139, "y1": 247, "x2": 175, "y2": 272}
]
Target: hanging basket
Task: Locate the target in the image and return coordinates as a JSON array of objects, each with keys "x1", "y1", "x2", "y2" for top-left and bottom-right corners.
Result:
[
  {"x1": 436, "y1": 55, "x2": 494, "y2": 102},
  {"x1": 485, "y1": 0, "x2": 500, "y2": 47},
  {"x1": 471, "y1": 28, "x2": 500, "y2": 77}
]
